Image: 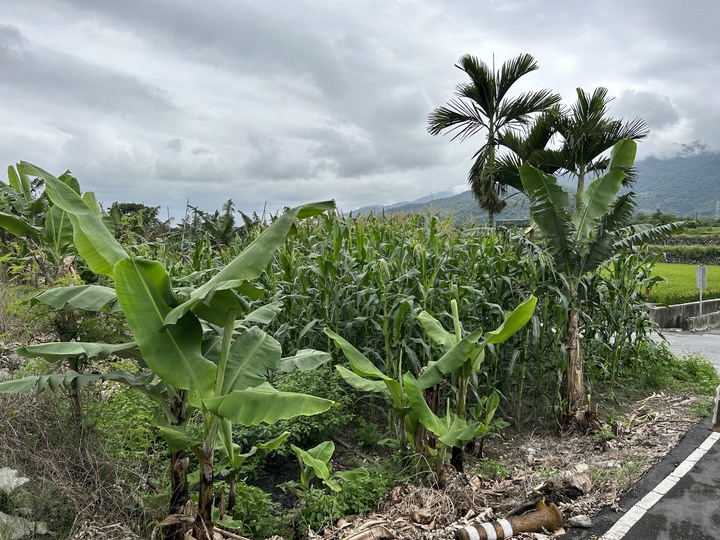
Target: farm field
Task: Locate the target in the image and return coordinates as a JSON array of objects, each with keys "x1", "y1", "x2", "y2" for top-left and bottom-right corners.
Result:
[{"x1": 649, "y1": 262, "x2": 720, "y2": 305}]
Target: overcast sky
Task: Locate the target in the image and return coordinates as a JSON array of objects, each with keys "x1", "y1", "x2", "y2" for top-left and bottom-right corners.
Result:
[{"x1": 1, "y1": 1, "x2": 717, "y2": 219}]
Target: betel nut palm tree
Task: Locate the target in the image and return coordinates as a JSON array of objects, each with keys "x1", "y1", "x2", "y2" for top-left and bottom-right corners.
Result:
[
  {"x1": 520, "y1": 138, "x2": 678, "y2": 416},
  {"x1": 428, "y1": 53, "x2": 560, "y2": 226},
  {"x1": 541, "y1": 87, "x2": 649, "y2": 211}
]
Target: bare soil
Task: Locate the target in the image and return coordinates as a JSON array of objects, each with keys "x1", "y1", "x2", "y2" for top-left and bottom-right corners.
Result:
[{"x1": 316, "y1": 391, "x2": 708, "y2": 540}]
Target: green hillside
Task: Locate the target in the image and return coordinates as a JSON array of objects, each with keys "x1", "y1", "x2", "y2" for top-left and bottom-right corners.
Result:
[{"x1": 359, "y1": 152, "x2": 720, "y2": 222}]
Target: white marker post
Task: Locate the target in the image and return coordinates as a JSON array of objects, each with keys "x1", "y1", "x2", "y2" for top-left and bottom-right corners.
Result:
[{"x1": 697, "y1": 264, "x2": 707, "y2": 316}]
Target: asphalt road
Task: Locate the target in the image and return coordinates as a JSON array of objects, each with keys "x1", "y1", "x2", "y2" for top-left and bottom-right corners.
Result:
[{"x1": 653, "y1": 328, "x2": 720, "y2": 369}]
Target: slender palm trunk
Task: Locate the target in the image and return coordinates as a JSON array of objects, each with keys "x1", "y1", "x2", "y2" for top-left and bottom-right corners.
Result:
[
  {"x1": 575, "y1": 169, "x2": 586, "y2": 211},
  {"x1": 566, "y1": 308, "x2": 585, "y2": 414}
]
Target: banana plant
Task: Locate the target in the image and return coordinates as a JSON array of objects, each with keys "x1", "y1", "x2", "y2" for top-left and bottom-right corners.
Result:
[
  {"x1": 404, "y1": 373, "x2": 480, "y2": 482},
  {"x1": 290, "y1": 440, "x2": 368, "y2": 492},
  {"x1": 3, "y1": 161, "x2": 337, "y2": 539},
  {"x1": 324, "y1": 327, "x2": 414, "y2": 446},
  {"x1": 520, "y1": 138, "x2": 680, "y2": 415},
  {"x1": 416, "y1": 295, "x2": 538, "y2": 419}
]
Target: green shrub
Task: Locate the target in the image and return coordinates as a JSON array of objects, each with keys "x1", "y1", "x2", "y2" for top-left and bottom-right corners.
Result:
[
  {"x1": 296, "y1": 460, "x2": 401, "y2": 531},
  {"x1": 228, "y1": 482, "x2": 290, "y2": 539}
]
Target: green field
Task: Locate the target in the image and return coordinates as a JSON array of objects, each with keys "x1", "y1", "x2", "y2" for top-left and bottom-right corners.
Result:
[{"x1": 650, "y1": 263, "x2": 720, "y2": 305}]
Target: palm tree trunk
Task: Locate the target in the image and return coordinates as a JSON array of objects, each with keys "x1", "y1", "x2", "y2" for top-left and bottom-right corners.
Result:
[
  {"x1": 487, "y1": 210, "x2": 495, "y2": 228},
  {"x1": 575, "y1": 170, "x2": 585, "y2": 211},
  {"x1": 566, "y1": 308, "x2": 585, "y2": 414}
]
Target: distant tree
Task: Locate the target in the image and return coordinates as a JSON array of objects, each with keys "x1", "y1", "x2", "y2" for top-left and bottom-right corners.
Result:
[{"x1": 428, "y1": 53, "x2": 560, "y2": 226}]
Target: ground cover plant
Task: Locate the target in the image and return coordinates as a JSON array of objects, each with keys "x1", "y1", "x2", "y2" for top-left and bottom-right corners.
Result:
[{"x1": 649, "y1": 262, "x2": 720, "y2": 304}]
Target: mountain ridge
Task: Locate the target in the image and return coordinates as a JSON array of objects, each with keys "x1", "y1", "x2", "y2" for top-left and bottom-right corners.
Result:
[{"x1": 353, "y1": 152, "x2": 720, "y2": 221}]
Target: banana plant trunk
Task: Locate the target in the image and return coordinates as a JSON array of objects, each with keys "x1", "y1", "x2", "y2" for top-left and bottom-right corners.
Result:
[
  {"x1": 195, "y1": 419, "x2": 219, "y2": 540},
  {"x1": 566, "y1": 308, "x2": 585, "y2": 415}
]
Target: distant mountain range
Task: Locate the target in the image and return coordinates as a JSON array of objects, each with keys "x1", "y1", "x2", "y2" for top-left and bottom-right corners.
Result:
[{"x1": 353, "y1": 152, "x2": 720, "y2": 222}]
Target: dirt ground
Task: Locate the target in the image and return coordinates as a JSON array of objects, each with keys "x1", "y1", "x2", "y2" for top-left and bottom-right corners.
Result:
[{"x1": 317, "y1": 391, "x2": 707, "y2": 540}]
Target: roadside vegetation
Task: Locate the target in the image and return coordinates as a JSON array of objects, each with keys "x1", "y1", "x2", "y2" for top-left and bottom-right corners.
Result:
[{"x1": 1, "y1": 54, "x2": 719, "y2": 539}]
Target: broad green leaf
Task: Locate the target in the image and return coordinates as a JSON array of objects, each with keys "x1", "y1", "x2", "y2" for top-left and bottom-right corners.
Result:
[
  {"x1": 221, "y1": 326, "x2": 281, "y2": 394},
  {"x1": 574, "y1": 139, "x2": 636, "y2": 243},
  {"x1": 256, "y1": 431, "x2": 290, "y2": 451},
  {"x1": 204, "y1": 384, "x2": 334, "y2": 426},
  {"x1": 20, "y1": 162, "x2": 127, "y2": 277},
  {"x1": 33, "y1": 285, "x2": 119, "y2": 312},
  {"x1": 7, "y1": 165, "x2": 31, "y2": 202},
  {"x1": 335, "y1": 468, "x2": 369, "y2": 483},
  {"x1": 521, "y1": 168, "x2": 578, "y2": 275},
  {"x1": 157, "y1": 425, "x2": 192, "y2": 452},
  {"x1": 418, "y1": 311, "x2": 455, "y2": 353},
  {"x1": 277, "y1": 350, "x2": 331, "y2": 373},
  {"x1": 417, "y1": 327, "x2": 484, "y2": 389},
  {"x1": 164, "y1": 201, "x2": 335, "y2": 326},
  {"x1": 114, "y1": 258, "x2": 216, "y2": 398},
  {"x1": 325, "y1": 328, "x2": 391, "y2": 380},
  {"x1": 404, "y1": 373, "x2": 445, "y2": 436},
  {"x1": 291, "y1": 444, "x2": 332, "y2": 484},
  {"x1": 306, "y1": 440, "x2": 335, "y2": 463},
  {"x1": 0, "y1": 376, "x2": 38, "y2": 393},
  {"x1": 335, "y1": 365, "x2": 387, "y2": 394},
  {"x1": 0, "y1": 211, "x2": 41, "y2": 241},
  {"x1": 241, "y1": 303, "x2": 282, "y2": 325},
  {"x1": 43, "y1": 205, "x2": 73, "y2": 259},
  {"x1": 17, "y1": 341, "x2": 138, "y2": 362},
  {"x1": 438, "y1": 416, "x2": 481, "y2": 448},
  {"x1": 483, "y1": 296, "x2": 537, "y2": 345}
]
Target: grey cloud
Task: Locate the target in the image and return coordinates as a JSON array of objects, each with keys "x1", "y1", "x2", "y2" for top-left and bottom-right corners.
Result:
[
  {"x1": 613, "y1": 90, "x2": 680, "y2": 130},
  {"x1": 0, "y1": 24, "x2": 178, "y2": 123}
]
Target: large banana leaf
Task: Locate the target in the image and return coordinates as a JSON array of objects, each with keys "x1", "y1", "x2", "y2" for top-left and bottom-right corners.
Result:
[
  {"x1": 42, "y1": 205, "x2": 73, "y2": 260},
  {"x1": 325, "y1": 328, "x2": 391, "y2": 380},
  {"x1": 404, "y1": 373, "x2": 479, "y2": 447},
  {"x1": 164, "y1": 201, "x2": 335, "y2": 327},
  {"x1": 7, "y1": 165, "x2": 31, "y2": 202},
  {"x1": 277, "y1": 350, "x2": 331, "y2": 373},
  {"x1": 335, "y1": 365, "x2": 387, "y2": 394},
  {"x1": 17, "y1": 341, "x2": 138, "y2": 362},
  {"x1": 0, "y1": 369, "x2": 159, "y2": 396},
  {"x1": 220, "y1": 327, "x2": 281, "y2": 394},
  {"x1": 416, "y1": 327, "x2": 484, "y2": 389},
  {"x1": 0, "y1": 211, "x2": 41, "y2": 241},
  {"x1": 204, "y1": 383, "x2": 334, "y2": 426},
  {"x1": 573, "y1": 139, "x2": 635, "y2": 243},
  {"x1": 581, "y1": 193, "x2": 636, "y2": 274},
  {"x1": 418, "y1": 311, "x2": 456, "y2": 353},
  {"x1": 482, "y1": 295, "x2": 537, "y2": 345},
  {"x1": 114, "y1": 257, "x2": 216, "y2": 399},
  {"x1": 20, "y1": 162, "x2": 128, "y2": 277},
  {"x1": 32, "y1": 285, "x2": 119, "y2": 312},
  {"x1": 520, "y1": 163, "x2": 578, "y2": 275}
]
